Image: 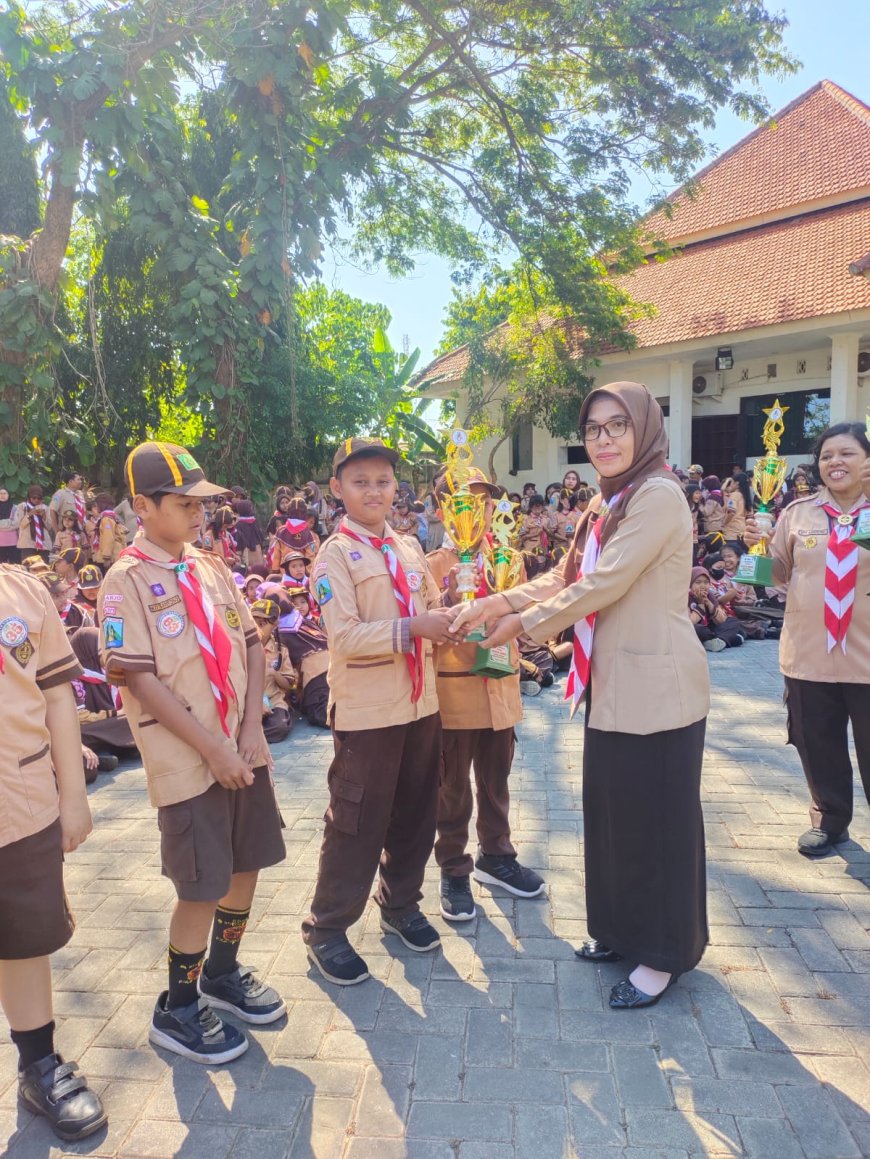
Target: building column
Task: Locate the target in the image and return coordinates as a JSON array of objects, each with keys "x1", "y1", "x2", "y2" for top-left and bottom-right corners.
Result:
[
  {"x1": 668, "y1": 359, "x2": 694, "y2": 469},
  {"x1": 829, "y1": 332, "x2": 860, "y2": 422}
]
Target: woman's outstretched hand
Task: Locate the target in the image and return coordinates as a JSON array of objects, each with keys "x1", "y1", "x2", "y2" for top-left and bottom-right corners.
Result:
[
  {"x1": 448, "y1": 593, "x2": 510, "y2": 638},
  {"x1": 480, "y1": 613, "x2": 524, "y2": 649}
]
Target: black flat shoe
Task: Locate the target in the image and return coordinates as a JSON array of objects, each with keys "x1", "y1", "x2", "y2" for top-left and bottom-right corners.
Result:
[
  {"x1": 609, "y1": 974, "x2": 679, "y2": 1010},
  {"x1": 575, "y1": 939, "x2": 623, "y2": 963}
]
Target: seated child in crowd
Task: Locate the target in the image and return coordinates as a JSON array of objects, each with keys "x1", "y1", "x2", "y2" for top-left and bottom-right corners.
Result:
[
  {"x1": 276, "y1": 585, "x2": 330, "y2": 728},
  {"x1": 688, "y1": 567, "x2": 745, "y2": 652},
  {"x1": 69, "y1": 627, "x2": 138, "y2": 781},
  {"x1": 249, "y1": 598, "x2": 296, "y2": 744}
]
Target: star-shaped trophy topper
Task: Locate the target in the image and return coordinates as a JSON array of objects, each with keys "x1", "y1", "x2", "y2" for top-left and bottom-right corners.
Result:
[{"x1": 760, "y1": 398, "x2": 789, "y2": 456}]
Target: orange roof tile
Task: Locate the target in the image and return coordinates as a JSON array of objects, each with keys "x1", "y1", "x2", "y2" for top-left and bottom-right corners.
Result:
[{"x1": 644, "y1": 81, "x2": 870, "y2": 243}]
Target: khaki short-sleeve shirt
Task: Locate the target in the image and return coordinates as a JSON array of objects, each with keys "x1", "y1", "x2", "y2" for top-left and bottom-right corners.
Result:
[
  {"x1": 98, "y1": 536, "x2": 259, "y2": 807},
  {"x1": 0, "y1": 566, "x2": 82, "y2": 848}
]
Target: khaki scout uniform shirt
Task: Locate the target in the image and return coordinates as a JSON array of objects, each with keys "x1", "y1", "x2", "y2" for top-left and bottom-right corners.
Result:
[
  {"x1": 0, "y1": 566, "x2": 82, "y2": 848},
  {"x1": 98, "y1": 534, "x2": 259, "y2": 807},
  {"x1": 263, "y1": 634, "x2": 295, "y2": 712},
  {"x1": 427, "y1": 546, "x2": 522, "y2": 732},
  {"x1": 312, "y1": 516, "x2": 440, "y2": 731},
  {"x1": 771, "y1": 488, "x2": 870, "y2": 684}
]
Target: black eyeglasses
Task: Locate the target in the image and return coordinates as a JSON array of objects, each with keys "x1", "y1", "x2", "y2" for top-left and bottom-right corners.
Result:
[{"x1": 579, "y1": 417, "x2": 631, "y2": 443}]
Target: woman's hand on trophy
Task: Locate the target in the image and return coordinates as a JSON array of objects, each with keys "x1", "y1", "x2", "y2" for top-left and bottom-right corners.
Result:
[
  {"x1": 446, "y1": 562, "x2": 483, "y2": 606},
  {"x1": 743, "y1": 516, "x2": 763, "y2": 548},
  {"x1": 448, "y1": 593, "x2": 511, "y2": 637},
  {"x1": 480, "y1": 613, "x2": 524, "y2": 649}
]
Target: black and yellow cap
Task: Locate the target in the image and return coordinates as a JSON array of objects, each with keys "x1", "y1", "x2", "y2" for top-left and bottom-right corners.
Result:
[
  {"x1": 332, "y1": 437, "x2": 399, "y2": 475},
  {"x1": 78, "y1": 564, "x2": 103, "y2": 589},
  {"x1": 250, "y1": 598, "x2": 279, "y2": 621},
  {"x1": 125, "y1": 441, "x2": 227, "y2": 499}
]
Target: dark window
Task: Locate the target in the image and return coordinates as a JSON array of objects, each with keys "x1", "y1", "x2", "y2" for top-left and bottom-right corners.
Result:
[
  {"x1": 566, "y1": 445, "x2": 591, "y2": 465},
  {"x1": 510, "y1": 421, "x2": 534, "y2": 472},
  {"x1": 739, "y1": 389, "x2": 831, "y2": 457}
]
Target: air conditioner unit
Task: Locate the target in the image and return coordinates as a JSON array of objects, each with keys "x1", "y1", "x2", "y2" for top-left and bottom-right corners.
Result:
[
  {"x1": 859, "y1": 350, "x2": 870, "y2": 375},
  {"x1": 692, "y1": 375, "x2": 722, "y2": 398}
]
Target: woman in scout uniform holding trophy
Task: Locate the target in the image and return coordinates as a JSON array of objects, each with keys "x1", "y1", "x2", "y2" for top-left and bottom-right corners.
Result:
[
  {"x1": 744, "y1": 414, "x2": 870, "y2": 859},
  {"x1": 427, "y1": 431, "x2": 544, "y2": 921}
]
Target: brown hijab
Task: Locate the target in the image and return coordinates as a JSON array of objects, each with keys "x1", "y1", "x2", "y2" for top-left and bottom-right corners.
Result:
[{"x1": 564, "y1": 381, "x2": 675, "y2": 583}]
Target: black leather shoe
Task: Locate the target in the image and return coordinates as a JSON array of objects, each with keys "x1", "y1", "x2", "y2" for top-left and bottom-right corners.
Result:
[
  {"x1": 18, "y1": 1053, "x2": 107, "y2": 1142},
  {"x1": 609, "y1": 975, "x2": 678, "y2": 1010},
  {"x1": 575, "y1": 939, "x2": 623, "y2": 963},
  {"x1": 797, "y1": 827, "x2": 849, "y2": 858}
]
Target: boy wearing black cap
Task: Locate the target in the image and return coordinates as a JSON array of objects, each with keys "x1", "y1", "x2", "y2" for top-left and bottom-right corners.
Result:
[
  {"x1": 302, "y1": 438, "x2": 457, "y2": 985},
  {"x1": 76, "y1": 564, "x2": 104, "y2": 624},
  {"x1": 277, "y1": 584, "x2": 330, "y2": 726},
  {"x1": 250, "y1": 598, "x2": 296, "y2": 744},
  {"x1": 99, "y1": 441, "x2": 286, "y2": 1064}
]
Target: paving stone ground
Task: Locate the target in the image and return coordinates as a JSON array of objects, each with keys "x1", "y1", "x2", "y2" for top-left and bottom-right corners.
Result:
[{"x1": 3, "y1": 640, "x2": 869, "y2": 1158}]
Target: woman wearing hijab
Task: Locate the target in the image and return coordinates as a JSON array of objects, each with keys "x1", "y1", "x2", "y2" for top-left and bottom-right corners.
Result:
[
  {"x1": 721, "y1": 471, "x2": 753, "y2": 543},
  {"x1": 745, "y1": 422, "x2": 870, "y2": 858},
  {"x1": 449, "y1": 382, "x2": 710, "y2": 1008}
]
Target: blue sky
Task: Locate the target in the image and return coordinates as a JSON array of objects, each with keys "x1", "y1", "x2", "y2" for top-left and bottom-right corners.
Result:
[{"x1": 323, "y1": 0, "x2": 869, "y2": 368}]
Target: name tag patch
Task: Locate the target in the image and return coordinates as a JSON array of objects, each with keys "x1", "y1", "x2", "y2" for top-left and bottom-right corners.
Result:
[
  {"x1": 314, "y1": 576, "x2": 333, "y2": 605},
  {"x1": 0, "y1": 616, "x2": 29, "y2": 649},
  {"x1": 104, "y1": 617, "x2": 125, "y2": 649},
  {"x1": 156, "y1": 610, "x2": 186, "y2": 638},
  {"x1": 148, "y1": 595, "x2": 182, "y2": 614}
]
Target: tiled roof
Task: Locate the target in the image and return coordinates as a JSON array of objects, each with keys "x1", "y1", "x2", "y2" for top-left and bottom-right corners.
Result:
[
  {"x1": 419, "y1": 199, "x2": 870, "y2": 384},
  {"x1": 644, "y1": 81, "x2": 870, "y2": 243}
]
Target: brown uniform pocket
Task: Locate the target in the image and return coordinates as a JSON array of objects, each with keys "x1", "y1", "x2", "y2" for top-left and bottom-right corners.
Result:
[
  {"x1": 325, "y1": 776, "x2": 364, "y2": 836},
  {"x1": 157, "y1": 802, "x2": 198, "y2": 883}
]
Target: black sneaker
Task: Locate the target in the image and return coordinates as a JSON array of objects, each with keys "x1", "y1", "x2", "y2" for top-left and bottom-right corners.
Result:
[
  {"x1": 148, "y1": 991, "x2": 248, "y2": 1063},
  {"x1": 473, "y1": 853, "x2": 546, "y2": 898},
  {"x1": 440, "y1": 873, "x2": 476, "y2": 922},
  {"x1": 380, "y1": 910, "x2": 441, "y2": 952},
  {"x1": 18, "y1": 1054, "x2": 107, "y2": 1143},
  {"x1": 198, "y1": 964, "x2": 286, "y2": 1024},
  {"x1": 797, "y1": 827, "x2": 850, "y2": 858},
  {"x1": 306, "y1": 935, "x2": 370, "y2": 985}
]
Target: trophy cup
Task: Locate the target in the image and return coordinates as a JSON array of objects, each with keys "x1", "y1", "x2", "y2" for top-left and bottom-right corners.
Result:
[
  {"x1": 735, "y1": 399, "x2": 789, "y2": 586},
  {"x1": 855, "y1": 411, "x2": 870, "y2": 551},
  {"x1": 470, "y1": 498, "x2": 524, "y2": 678},
  {"x1": 439, "y1": 428, "x2": 487, "y2": 639}
]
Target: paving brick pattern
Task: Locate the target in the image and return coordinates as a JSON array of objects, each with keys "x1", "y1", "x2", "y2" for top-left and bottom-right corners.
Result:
[{"x1": 3, "y1": 641, "x2": 869, "y2": 1157}]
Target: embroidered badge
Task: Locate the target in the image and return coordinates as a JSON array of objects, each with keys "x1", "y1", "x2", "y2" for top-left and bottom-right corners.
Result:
[
  {"x1": 406, "y1": 571, "x2": 423, "y2": 591},
  {"x1": 349, "y1": 551, "x2": 362, "y2": 561},
  {"x1": 314, "y1": 576, "x2": 333, "y2": 605},
  {"x1": 157, "y1": 610, "x2": 186, "y2": 638},
  {"x1": 177, "y1": 452, "x2": 200, "y2": 472},
  {"x1": 804, "y1": 537, "x2": 817, "y2": 549},
  {"x1": 225, "y1": 608, "x2": 242, "y2": 630},
  {"x1": 103, "y1": 617, "x2": 125, "y2": 649},
  {"x1": 150, "y1": 583, "x2": 166, "y2": 597},
  {"x1": 103, "y1": 593, "x2": 124, "y2": 604},
  {"x1": 148, "y1": 595, "x2": 182, "y2": 614},
  {"x1": 0, "y1": 616, "x2": 29, "y2": 648},
  {"x1": 11, "y1": 639, "x2": 34, "y2": 668}
]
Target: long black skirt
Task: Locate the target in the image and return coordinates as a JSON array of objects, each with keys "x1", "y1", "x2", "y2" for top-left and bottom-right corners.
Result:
[{"x1": 583, "y1": 717, "x2": 708, "y2": 976}]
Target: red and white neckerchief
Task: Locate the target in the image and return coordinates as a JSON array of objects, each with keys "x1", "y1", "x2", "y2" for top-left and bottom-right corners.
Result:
[
  {"x1": 820, "y1": 498, "x2": 870, "y2": 654},
  {"x1": 338, "y1": 519, "x2": 424, "y2": 701},
  {"x1": 74, "y1": 492, "x2": 86, "y2": 525},
  {"x1": 220, "y1": 529, "x2": 237, "y2": 557},
  {"x1": 26, "y1": 503, "x2": 45, "y2": 550},
  {"x1": 80, "y1": 666, "x2": 123, "y2": 709},
  {"x1": 564, "y1": 492, "x2": 624, "y2": 717},
  {"x1": 284, "y1": 518, "x2": 308, "y2": 535},
  {"x1": 120, "y1": 546, "x2": 236, "y2": 735}
]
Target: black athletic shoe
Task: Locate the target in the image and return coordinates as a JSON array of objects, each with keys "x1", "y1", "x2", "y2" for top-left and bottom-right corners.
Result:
[
  {"x1": 380, "y1": 910, "x2": 441, "y2": 952},
  {"x1": 149, "y1": 992, "x2": 248, "y2": 1063},
  {"x1": 306, "y1": 935, "x2": 370, "y2": 985},
  {"x1": 440, "y1": 873, "x2": 476, "y2": 922},
  {"x1": 473, "y1": 853, "x2": 546, "y2": 898},
  {"x1": 198, "y1": 965, "x2": 286, "y2": 1024},
  {"x1": 18, "y1": 1054, "x2": 107, "y2": 1142},
  {"x1": 797, "y1": 827, "x2": 850, "y2": 858}
]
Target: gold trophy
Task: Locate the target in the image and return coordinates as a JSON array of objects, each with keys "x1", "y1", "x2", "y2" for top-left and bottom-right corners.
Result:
[
  {"x1": 439, "y1": 428, "x2": 487, "y2": 638},
  {"x1": 856, "y1": 410, "x2": 870, "y2": 550},
  {"x1": 471, "y1": 498, "x2": 524, "y2": 678},
  {"x1": 735, "y1": 400, "x2": 789, "y2": 586}
]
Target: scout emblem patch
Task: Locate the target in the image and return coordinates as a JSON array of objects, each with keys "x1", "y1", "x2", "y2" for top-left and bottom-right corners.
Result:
[
  {"x1": 104, "y1": 617, "x2": 125, "y2": 649},
  {"x1": 150, "y1": 583, "x2": 166, "y2": 597},
  {"x1": 349, "y1": 551, "x2": 362, "y2": 561},
  {"x1": 314, "y1": 576, "x2": 333, "y2": 605},
  {"x1": 225, "y1": 608, "x2": 242, "y2": 630},
  {"x1": 0, "y1": 616, "x2": 29, "y2": 649},
  {"x1": 406, "y1": 571, "x2": 422, "y2": 592},
  {"x1": 157, "y1": 610, "x2": 186, "y2": 638},
  {"x1": 11, "y1": 639, "x2": 34, "y2": 668}
]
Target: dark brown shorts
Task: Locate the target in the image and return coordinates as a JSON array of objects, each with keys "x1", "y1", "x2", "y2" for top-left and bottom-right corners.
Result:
[
  {"x1": 157, "y1": 767, "x2": 286, "y2": 901},
  {"x1": 0, "y1": 819, "x2": 74, "y2": 959}
]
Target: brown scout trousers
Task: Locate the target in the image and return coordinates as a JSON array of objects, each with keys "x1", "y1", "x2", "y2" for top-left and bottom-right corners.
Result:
[
  {"x1": 785, "y1": 677, "x2": 870, "y2": 834},
  {"x1": 435, "y1": 726, "x2": 517, "y2": 878},
  {"x1": 302, "y1": 712, "x2": 442, "y2": 945}
]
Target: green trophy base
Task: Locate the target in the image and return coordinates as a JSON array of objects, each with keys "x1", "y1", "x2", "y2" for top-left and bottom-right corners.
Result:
[
  {"x1": 466, "y1": 626, "x2": 486, "y2": 644},
  {"x1": 734, "y1": 552, "x2": 773, "y2": 587},
  {"x1": 470, "y1": 643, "x2": 516, "y2": 679},
  {"x1": 854, "y1": 508, "x2": 870, "y2": 551}
]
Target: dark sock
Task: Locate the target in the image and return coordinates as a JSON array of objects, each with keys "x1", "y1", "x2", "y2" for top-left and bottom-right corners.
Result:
[
  {"x1": 205, "y1": 905, "x2": 250, "y2": 979},
  {"x1": 12, "y1": 1021, "x2": 56, "y2": 1070},
  {"x1": 167, "y1": 944, "x2": 205, "y2": 1009}
]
